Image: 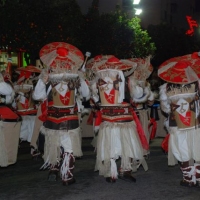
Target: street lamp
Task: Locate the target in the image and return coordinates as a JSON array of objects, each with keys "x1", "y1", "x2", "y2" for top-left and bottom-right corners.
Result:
[
  {"x1": 133, "y1": 0, "x2": 140, "y2": 5},
  {"x1": 134, "y1": 8, "x2": 142, "y2": 15},
  {"x1": 133, "y1": 0, "x2": 142, "y2": 16}
]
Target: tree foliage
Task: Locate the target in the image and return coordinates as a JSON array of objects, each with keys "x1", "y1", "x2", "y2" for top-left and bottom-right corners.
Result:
[
  {"x1": 127, "y1": 17, "x2": 156, "y2": 58},
  {"x1": 1, "y1": 0, "x2": 199, "y2": 69},
  {"x1": 0, "y1": 0, "x2": 154, "y2": 65},
  {"x1": 81, "y1": 1, "x2": 156, "y2": 58}
]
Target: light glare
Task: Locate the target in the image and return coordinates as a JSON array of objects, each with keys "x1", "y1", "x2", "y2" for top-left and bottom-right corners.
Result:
[
  {"x1": 133, "y1": 0, "x2": 140, "y2": 4},
  {"x1": 135, "y1": 8, "x2": 142, "y2": 15}
]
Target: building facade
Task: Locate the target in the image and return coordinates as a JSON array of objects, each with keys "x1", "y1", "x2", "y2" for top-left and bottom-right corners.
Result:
[{"x1": 160, "y1": 0, "x2": 199, "y2": 30}]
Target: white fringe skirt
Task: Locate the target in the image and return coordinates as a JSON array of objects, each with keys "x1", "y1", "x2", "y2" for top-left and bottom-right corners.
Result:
[
  {"x1": 40, "y1": 126, "x2": 83, "y2": 168},
  {"x1": 95, "y1": 121, "x2": 147, "y2": 178},
  {"x1": 20, "y1": 115, "x2": 36, "y2": 142}
]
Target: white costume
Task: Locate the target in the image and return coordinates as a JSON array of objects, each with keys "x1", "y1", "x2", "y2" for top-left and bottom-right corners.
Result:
[
  {"x1": 158, "y1": 56, "x2": 200, "y2": 187},
  {"x1": 33, "y1": 42, "x2": 90, "y2": 185},
  {"x1": 88, "y1": 56, "x2": 149, "y2": 182}
]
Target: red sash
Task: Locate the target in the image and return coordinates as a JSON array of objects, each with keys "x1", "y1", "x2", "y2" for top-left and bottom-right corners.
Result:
[
  {"x1": 132, "y1": 110, "x2": 149, "y2": 151},
  {"x1": 148, "y1": 118, "x2": 157, "y2": 140},
  {"x1": 38, "y1": 101, "x2": 47, "y2": 122},
  {"x1": 161, "y1": 134, "x2": 170, "y2": 153},
  {"x1": 0, "y1": 106, "x2": 19, "y2": 120}
]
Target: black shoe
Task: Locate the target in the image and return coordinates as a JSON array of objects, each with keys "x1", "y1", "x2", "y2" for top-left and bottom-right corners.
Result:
[
  {"x1": 106, "y1": 177, "x2": 116, "y2": 183},
  {"x1": 48, "y1": 171, "x2": 59, "y2": 181},
  {"x1": 118, "y1": 171, "x2": 136, "y2": 183},
  {"x1": 30, "y1": 146, "x2": 41, "y2": 161},
  {"x1": 180, "y1": 180, "x2": 197, "y2": 187},
  {"x1": 32, "y1": 152, "x2": 41, "y2": 161}
]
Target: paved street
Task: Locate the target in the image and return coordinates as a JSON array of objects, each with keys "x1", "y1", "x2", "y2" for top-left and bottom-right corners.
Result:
[{"x1": 0, "y1": 137, "x2": 200, "y2": 200}]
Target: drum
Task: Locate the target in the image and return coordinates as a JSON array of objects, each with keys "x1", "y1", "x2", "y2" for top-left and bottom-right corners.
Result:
[
  {"x1": 14, "y1": 84, "x2": 37, "y2": 115},
  {"x1": 52, "y1": 85, "x2": 76, "y2": 107},
  {"x1": 0, "y1": 106, "x2": 22, "y2": 167},
  {"x1": 97, "y1": 69, "x2": 125, "y2": 106}
]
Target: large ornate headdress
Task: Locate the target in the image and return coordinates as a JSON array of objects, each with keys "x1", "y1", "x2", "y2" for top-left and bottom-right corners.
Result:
[
  {"x1": 88, "y1": 55, "x2": 137, "y2": 72},
  {"x1": 129, "y1": 56, "x2": 153, "y2": 82},
  {"x1": 15, "y1": 65, "x2": 42, "y2": 85},
  {"x1": 86, "y1": 55, "x2": 137, "y2": 103},
  {"x1": 128, "y1": 56, "x2": 154, "y2": 102},
  {"x1": 158, "y1": 52, "x2": 200, "y2": 84},
  {"x1": 39, "y1": 42, "x2": 84, "y2": 75}
]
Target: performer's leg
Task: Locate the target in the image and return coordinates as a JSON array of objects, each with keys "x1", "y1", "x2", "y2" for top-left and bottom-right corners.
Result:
[
  {"x1": 195, "y1": 162, "x2": 200, "y2": 186},
  {"x1": 31, "y1": 132, "x2": 45, "y2": 160},
  {"x1": 105, "y1": 158, "x2": 117, "y2": 183},
  {"x1": 118, "y1": 158, "x2": 136, "y2": 182},
  {"x1": 180, "y1": 161, "x2": 196, "y2": 187},
  {"x1": 37, "y1": 132, "x2": 45, "y2": 155},
  {"x1": 60, "y1": 151, "x2": 76, "y2": 186},
  {"x1": 30, "y1": 146, "x2": 41, "y2": 160},
  {"x1": 48, "y1": 162, "x2": 60, "y2": 181}
]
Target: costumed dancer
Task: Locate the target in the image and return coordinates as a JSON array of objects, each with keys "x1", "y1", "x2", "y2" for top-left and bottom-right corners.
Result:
[
  {"x1": 85, "y1": 55, "x2": 114, "y2": 150},
  {"x1": 29, "y1": 60, "x2": 46, "y2": 158},
  {"x1": 89, "y1": 56, "x2": 149, "y2": 183},
  {"x1": 0, "y1": 72, "x2": 22, "y2": 167},
  {"x1": 158, "y1": 53, "x2": 200, "y2": 187},
  {"x1": 127, "y1": 56, "x2": 155, "y2": 155},
  {"x1": 32, "y1": 42, "x2": 90, "y2": 185},
  {"x1": 13, "y1": 66, "x2": 40, "y2": 144},
  {"x1": 148, "y1": 70, "x2": 167, "y2": 140}
]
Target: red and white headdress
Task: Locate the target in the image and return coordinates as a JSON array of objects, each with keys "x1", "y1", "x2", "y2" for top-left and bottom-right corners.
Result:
[
  {"x1": 129, "y1": 56, "x2": 153, "y2": 81},
  {"x1": 158, "y1": 52, "x2": 200, "y2": 84},
  {"x1": 86, "y1": 55, "x2": 137, "y2": 104},
  {"x1": 128, "y1": 56, "x2": 154, "y2": 102},
  {"x1": 87, "y1": 55, "x2": 137, "y2": 72},
  {"x1": 39, "y1": 42, "x2": 84, "y2": 74}
]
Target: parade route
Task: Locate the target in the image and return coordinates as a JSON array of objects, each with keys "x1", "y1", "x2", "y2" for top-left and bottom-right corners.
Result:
[{"x1": 0, "y1": 138, "x2": 200, "y2": 200}]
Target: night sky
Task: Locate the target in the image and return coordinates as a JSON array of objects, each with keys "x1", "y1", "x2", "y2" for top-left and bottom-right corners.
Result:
[
  {"x1": 76, "y1": 0, "x2": 199, "y2": 30},
  {"x1": 76, "y1": 0, "x2": 162, "y2": 28}
]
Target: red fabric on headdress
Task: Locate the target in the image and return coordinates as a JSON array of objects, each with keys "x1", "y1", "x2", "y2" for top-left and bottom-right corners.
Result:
[{"x1": 56, "y1": 47, "x2": 68, "y2": 57}]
